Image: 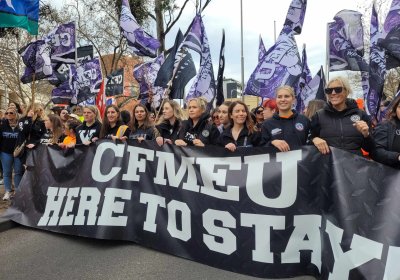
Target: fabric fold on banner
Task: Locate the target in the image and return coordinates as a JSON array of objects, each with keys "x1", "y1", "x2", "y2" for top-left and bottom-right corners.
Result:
[
  {"x1": 328, "y1": 10, "x2": 368, "y2": 72},
  {"x1": 282, "y1": 0, "x2": 307, "y2": 35},
  {"x1": 44, "y1": 22, "x2": 76, "y2": 64},
  {"x1": 0, "y1": 0, "x2": 39, "y2": 35},
  {"x1": 180, "y1": 15, "x2": 216, "y2": 102},
  {"x1": 244, "y1": 27, "x2": 302, "y2": 98},
  {"x1": 120, "y1": 0, "x2": 160, "y2": 58}
]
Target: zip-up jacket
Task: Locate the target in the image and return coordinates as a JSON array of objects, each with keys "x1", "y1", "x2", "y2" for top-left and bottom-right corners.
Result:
[
  {"x1": 17, "y1": 116, "x2": 46, "y2": 145},
  {"x1": 262, "y1": 110, "x2": 310, "y2": 149},
  {"x1": 218, "y1": 126, "x2": 262, "y2": 148},
  {"x1": 370, "y1": 119, "x2": 400, "y2": 168},
  {"x1": 178, "y1": 113, "x2": 219, "y2": 146},
  {"x1": 129, "y1": 125, "x2": 159, "y2": 140},
  {"x1": 310, "y1": 99, "x2": 374, "y2": 155}
]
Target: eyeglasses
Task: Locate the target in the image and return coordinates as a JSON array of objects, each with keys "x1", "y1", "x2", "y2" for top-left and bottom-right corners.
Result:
[
  {"x1": 324, "y1": 87, "x2": 344, "y2": 94},
  {"x1": 5, "y1": 112, "x2": 14, "y2": 115}
]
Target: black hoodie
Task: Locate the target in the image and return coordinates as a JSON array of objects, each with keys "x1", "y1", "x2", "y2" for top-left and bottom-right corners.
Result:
[
  {"x1": 178, "y1": 112, "x2": 219, "y2": 146},
  {"x1": 310, "y1": 98, "x2": 374, "y2": 155},
  {"x1": 156, "y1": 119, "x2": 182, "y2": 142},
  {"x1": 0, "y1": 120, "x2": 20, "y2": 154},
  {"x1": 219, "y1": 126, "x2": 262, "y2": 148}
]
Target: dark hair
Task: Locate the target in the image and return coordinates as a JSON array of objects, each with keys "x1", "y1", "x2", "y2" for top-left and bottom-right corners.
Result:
[
  {"x1": 130, "y1": 103, "x2": 153, "y2": 132},
  {"x1": 8, "y1": 101, "x2": 23, "y2": 114},
  {"x1": 387, "y1": 95, "x2": 400, "y2": 122},
  {"x1": 228, "y1": 101, "x2": 256, "y2": 133},
  {"x1": 65, "y1": 118, "x2": 81, "y2": 132},
  {"x1": 304, "y1": 99, "x2": 325, "y2": 119},
  {"x1": 100, "y1": 105, "x2": 121, "y2": 138},
  {"x1": 120, "y1": 110, "x2": 131, "y2": 125}
]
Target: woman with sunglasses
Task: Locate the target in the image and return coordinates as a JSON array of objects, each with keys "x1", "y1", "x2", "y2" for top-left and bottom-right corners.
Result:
[
  {"x1": 370, "y1": 96, "x2": 400, "y2": 168},
  {"x1": 175, "y1": 97, "x2": 219, "y2": 147},
  {"x1": 261, "y1": 86, "x2": 310, "y2": 152},
  {"x1": 219, "y1": 101, "x2": 261, "y2": 151},
  {"x1": 252, "y1": 106, "x2": 265, "y2": 130},
  {"x1": 0, "y1": 107, "x2": 23, "y2": 200},
  {"x1": 310, "y1": 76, "x2": 373, "y2": 156}
]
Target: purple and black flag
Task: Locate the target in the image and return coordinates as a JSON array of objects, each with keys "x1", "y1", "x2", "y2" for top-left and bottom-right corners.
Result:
[
  {"x1": 258, "y1": 35, "x2": 267, "y2": 62},
  {"x1": 328, "y1": 10, "x2": 368, "y2": 72},
  {"x1": 365, "y1": 4, "x2": 386, "y2": 121},
  {"x1": 19, "y1": 40, "x2": 53, "y2": 84},
  {"x1": 282, "y1": 0, "x2": 307, "y2": 35},
  {"x1": 120, "y1": 0, "x2": 160, "y2": 58},
  {"x1": 244, "y1": 27, "x2": 302, "y2": 99},
  {"x1": 180, "y1": 14, "x2": 216, "y2": 103},
  {"x1": 295, "y1": 45, "x2": 312, "y2": 112},
  {"x1": 133, "y1": 54, "x2": 165, "y2": 108},
  {"x1": 298, "y1": 66, "x2": 326, "y2": 111},
  {"x1": 378, "y1": 0, "x2": 400, "y2": 70},
  {"x1": 72, "y1": 58, "x2": 103, "y2": 104},
  {"x1": 51, "y1": 66, "x2": 76, "y2": 105},
  {"x1": 44, "y1": 22, "x2": 76, "y2": 64},
  {"x1": 105, "y1": 68, "x2": 124, "y2": 97},
  {"x1": 216, "y1": 29, "x2": 225, "y2": 106}
]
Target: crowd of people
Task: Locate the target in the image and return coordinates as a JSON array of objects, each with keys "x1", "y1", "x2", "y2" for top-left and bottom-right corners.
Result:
[{"x1": 0, "y1": 76, "x2": 399, "y2": 201}]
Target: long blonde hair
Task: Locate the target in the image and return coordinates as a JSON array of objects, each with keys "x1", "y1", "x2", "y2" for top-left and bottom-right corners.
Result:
[{"x1": 157, "y1": 100, "x2": 185, "y2": 125}]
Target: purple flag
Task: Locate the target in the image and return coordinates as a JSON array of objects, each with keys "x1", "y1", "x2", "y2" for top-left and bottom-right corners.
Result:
[
  {"x1": 295, "y1": 46, "x2": 312, "y2": 112},
  {"x1": 258, "y1": 35, "x2": 267, "y2": 62},
  {"x1": 365, "y1": 4, "x2": 386, "y2": 122},
  {"x1": 216, "y1": 29, "x2": 225, "y2": 106},
  {"x1": 328, "y1": 10, "x2": 368, "y2": 72},
  {"x1": 44, "y1": 22, "x2": 76, "y2": 63},
  {"x1": 51, "y1": 65, "x2": 76, "y2": 104},
  {"x1": 19, "y1": 40, "x2": 53, "y2": 84},
  {"x1": 244, "y1": 27, "x2": 302, "y2": 99},
  {"x1": 133, "y1": 54, "x2": 165, "y2": 108},
  {"x1": 181, "y1": 15, "x2": 216, "y2": 103},
  {"x1": 283, "y1": 0, "x2": 307, "y2": 35},
  {"x1": 72, "y1": 58, "x2": 103, "y2": 104},
  {"x1": 297, "y1": 66, "x2": 326, "y2": 111},
  {"x1": 382, "y1": 0, "x2": 400, "y2": 38},
  {"x1": 120, "y1": 0, "x2": 160, "y2": 58}
]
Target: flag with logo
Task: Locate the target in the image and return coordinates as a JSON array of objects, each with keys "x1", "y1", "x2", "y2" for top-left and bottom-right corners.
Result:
[
  {"x1": 19, "y1": 40, "x2": 53, "y2": 84},
  {"x1": 120, "y1": 0, "x2": 160, "y2": 58},
  {"x1": 216, "y1": 29, "x2": 225, "y2": 106},
  {"x1": 180, "y1": 14, "x2": 216, "y2": 102},
  {"x1": 258, "y1": 35, "x2": 267, "y2": 62},
  {"x1": 72, "y1": 58, "x2": 103, "y2": 104},
  {"x1": 282, "y1": 0, "x2": 307, "y2": 35},
  {"x1": 44, "y1": 22, "x2": 76, "y2": 63},
  {"x1": 105, "y1": 68, "x2": 124, "y2": 97},
  {"x1": 96, "y1": 80, "x2": 106, "y2": 118},
  {"x1": 295, "y1": 45, "x2": 312, "y2": 112},
  {"x1": 51, "y1": 66, "x2": 76, "y2": 105},
  {"x1": 244, "y1": 27, "x2": 302, "y2": 98},
  {"x1": 0, "y1": 0, "x2": 39, "y2": 35},
  {"x1": 298, "y1": 66, "x2": 326, "y2": 111},
  {"x1": 328, "y1": 10, "x2": 368, "y2": 72}
]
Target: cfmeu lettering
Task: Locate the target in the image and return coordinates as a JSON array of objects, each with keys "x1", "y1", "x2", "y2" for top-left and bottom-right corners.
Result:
[{"x1": 91, "y1": 142, "x2": 302, "y2": 208}]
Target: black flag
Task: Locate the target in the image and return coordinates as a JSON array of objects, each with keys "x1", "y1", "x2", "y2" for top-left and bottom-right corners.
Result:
[
  {"x1": 105, "y1": 68, "x2": 124, "y2": 97},
  {"x1": 216, "y1": 29, "x2": 225, "y2": 106}
]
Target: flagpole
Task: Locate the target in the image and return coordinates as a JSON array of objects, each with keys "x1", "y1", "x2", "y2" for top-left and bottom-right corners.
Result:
[
  {"x1": 325, "y1": 23, "x2": 330, "y2": 81},
  {"x1": 240, "y1": 0, "x2": 244, "y2": 101}
]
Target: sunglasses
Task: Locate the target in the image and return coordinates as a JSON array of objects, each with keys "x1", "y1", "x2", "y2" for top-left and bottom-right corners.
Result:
[
  {"x1": 5, "y1": 112, "x2": 14, "y2": 115},
  {"x1": 324, "y1": 87, "x2": 344, "y2": 94}
]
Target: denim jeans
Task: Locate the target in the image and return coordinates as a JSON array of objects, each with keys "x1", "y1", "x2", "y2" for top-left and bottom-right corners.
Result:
[{"x1": 0, "y1": 152, "x2": 23, "y2": 192}]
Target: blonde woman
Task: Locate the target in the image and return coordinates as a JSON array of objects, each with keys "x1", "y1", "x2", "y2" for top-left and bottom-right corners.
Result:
[
  {"x1": 156, "y1": 100, "x2": 185, "y2": 145},
  {"x1": 175, "y1": 97, "x2": 219, "y2": 147},
  {"x1": 18, "y1": 103, "x2": 46, "y2": 149},
  {"x1": 75, "y1": 105, "x2": 102, "y2": 145}
]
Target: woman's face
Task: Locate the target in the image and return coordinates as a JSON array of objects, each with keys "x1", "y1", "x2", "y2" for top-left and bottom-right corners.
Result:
[
  {"x1": 5, "y1": 109, "x2": 16, "y2": 121},
  {"x1": 83, "y1": 108, "x2": 95, "y2": 123},
  {"x1": 276, "y1": 89, "x2": 295, "y2": 112},
  {"x1": 60, "y1": 109, "x2": 69, "y2": 121},
  {"x1": 162, "y1": 103, "x2": 174, "y2": 120},
  {"x1": 231, "y1": 104, "x2": 247, "y2": 126},
  {"x1": 188, "y1": 100, "x2": 203, "y2": 120},
  {"x1": 8, "y1": 103, "x2": 16, "y2": 109},
  {"x1": 218, "y1": 105, "x2": 230, "y2": 126},
  {"x1": 255, "y1": 107, "x2": 264, "y2": 122},
  {"x1": 326, "y1": 80, "x2": 347, "y2": 109},
  {"x1": 135, "y1": 106, "x2": 146, "y2": 122},
  {"x1": 44, "y1": 117, "x2": 52, "y2": 130},
  {"x1": 106, "y1": 107, "x2": 119, "y2": 124}
]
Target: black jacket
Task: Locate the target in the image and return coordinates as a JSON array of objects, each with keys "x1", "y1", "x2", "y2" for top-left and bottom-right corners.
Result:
[
  {"x1": 261, "y1": 110, "x2": 310, "y2": 149},
  {"x1": 156, "y1": 120, "x2": 182, "y2": 142},
  {"x1": 218, "y1": 126, "x2": 262, "y2": 148},
  {"x1": 18, "y1": 116, "x2": 46, "y2": 145},
  {"x1": 76, "y1": 120, "x2": 102, "y2": 145},
  {"x1": 178, "y1": 113, "x2": 219, "y2": 146},
  {"x1": 310, "y1": 99, "x2": 374, "y2": 155},
  {"x1": 370, "y1": 120, "x2": 400, "y2": 168},
  {"x1": 129, "y1": 125, "x2": 159, "y2": 140},
  {"x1": 0, "y1": 120, "x2": 20, "y2": 154}
]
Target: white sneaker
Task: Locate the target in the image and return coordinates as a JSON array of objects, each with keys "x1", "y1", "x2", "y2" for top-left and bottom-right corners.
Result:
[
  {"x1": 0, "y1": 179, "x2": 3, "y2": 185},
  {"x1": 2, "y1": 191, "x2": 11, "y2": 201}
]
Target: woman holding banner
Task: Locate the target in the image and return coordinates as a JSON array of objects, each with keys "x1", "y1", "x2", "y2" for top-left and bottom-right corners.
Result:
[
  {"x1": 371, "y1": 95, "x2": 400, "y2": 168},
  {"x1": 100, "y1": 105, "x2": 130, "y2": 140},
  {"x1": 128, "y1": 104, "x2": 159, "y2": 142},
  {"x1": 261, "y1": 85, "x2": 310, "y2": 152},
  {"x1": 310, "y1": 76, "x2": 374, "y2": 156},
  {"x1": 219, "y1": 101, "x2": 261, "y2": 151},
  {"x1": 175, "y1": 97, "x2": 219, "y2": 147},
  {"x1": 75, "y1": 106, "x2": 102, "y2": 145},
  {"x1": 156, "y1": 100, "x2": 184, "y2": 146}
]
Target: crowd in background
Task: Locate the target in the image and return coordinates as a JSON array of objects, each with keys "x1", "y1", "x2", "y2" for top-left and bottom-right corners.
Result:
[{"x1": 0, "y1": 75, "x2": 399, "y2": 201}]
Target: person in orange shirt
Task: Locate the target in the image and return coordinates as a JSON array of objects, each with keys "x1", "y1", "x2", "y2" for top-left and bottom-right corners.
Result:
[{"x1": 59, "y1": 119, "x2": 81, "y2": 149}]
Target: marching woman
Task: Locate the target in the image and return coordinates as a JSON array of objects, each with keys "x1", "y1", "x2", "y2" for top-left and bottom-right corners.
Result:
[
  {"x1": 19, "y1": 103, "x2": 46, "y2": 148},
  {"x1": 175, "y1": 97, "x2": 219, "y2": 147},
  {"x1": 75, "y1": 105, "x2": 102, "y2": 145},
  {"x1": 99, "y1": 105, "x2": 130, "y2": 140},
  {"x1": 156, "y1": 100, "x2": 184, "y2": 146},
  {"x1": 29, "y1": 114, "x2": 64, "y2": 146},
  {"x1": 0, "y1": 107, "x2": 23, "y2": 200},
  {"x1": 217, "y1": 101, "x2": 232, "y2": 133},
  {"x1": 370, "y1": 95, "x2": 400, "y2": 168},
  {"x1": 219, "y1": 101, "x2": 261, "y2": 151},
  {"x1": 128, "y1": 103, "x2": 159, "y2": 142},
  {"x1": 310, "y1": 76, "x2": 374, "y2": 156},
  {"x1": 261, "y1": 85, "x2": 311, "y2": 152}
]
